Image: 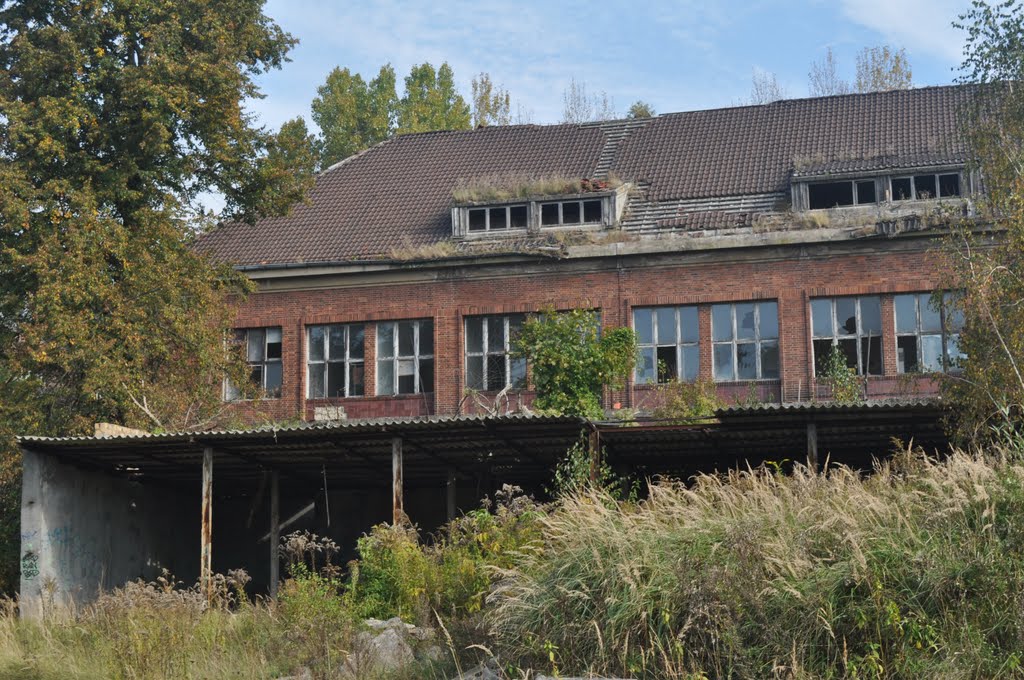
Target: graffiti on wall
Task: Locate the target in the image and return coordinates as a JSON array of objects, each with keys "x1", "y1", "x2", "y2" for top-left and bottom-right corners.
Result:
[{"x1": 20, "y1": 525, "x2": 99, "y2": 579}]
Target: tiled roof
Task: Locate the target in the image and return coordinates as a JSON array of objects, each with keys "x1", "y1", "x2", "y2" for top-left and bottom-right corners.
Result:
[{"x1": 196, "y1": 85, "x2": 976, "y2": 267}]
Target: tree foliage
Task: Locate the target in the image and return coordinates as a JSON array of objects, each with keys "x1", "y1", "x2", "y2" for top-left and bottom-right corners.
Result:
[
  {"x1": 626, "y1": 100, "x2": 656, "y2": 119},
  {"x1": 396, "y1": 62, "x2": 471, "y2": 135},
  {"x1": 855, "y1": 45, "x2": 912, "y2": 93},
  {"x1": 471, "y1": 72, "x2": 512, "y2": 127},
  {"x1": 312, "y1": 65, "x2": 396, "y2": 168},
  {"x1": 512, "y1": 309, "x2": 637, "y2": 418}
]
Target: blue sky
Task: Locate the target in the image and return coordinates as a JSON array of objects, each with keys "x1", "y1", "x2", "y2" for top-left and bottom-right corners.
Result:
[{"x1": 247, "y1": 0, "x2": 973, "y2": 131}]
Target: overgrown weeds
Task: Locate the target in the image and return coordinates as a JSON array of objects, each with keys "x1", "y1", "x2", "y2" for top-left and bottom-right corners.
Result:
[{"x1": 452, "y1": 173, "x2": 622, "y2": 203}]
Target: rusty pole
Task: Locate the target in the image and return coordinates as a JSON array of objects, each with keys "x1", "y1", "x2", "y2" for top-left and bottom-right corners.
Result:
[
  {"x1": 200, "y1": 446, "x2": 213, "y2": 602},
  {"x1": 392, "y1": 437, "x2": 403, "y2": 524},
  {"x1": 269, "y1": 471, "x2": 280, "y2": 599}
]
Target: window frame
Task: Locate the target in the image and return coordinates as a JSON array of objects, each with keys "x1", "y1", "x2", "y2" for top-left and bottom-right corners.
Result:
[
  {"x1": 377, "y1": 319, "x2": 435, "y2": 396},
  {"x1": 539, "y1": 198, "x2": 604, "y2": 227},
  {"x1": 633, "y1": 305, "x2": 700, "y2": 384},
  {"x1": 226, "y1": 327, "x2": 283, "y2": 401},
  {"x1": 467, "y1": 204, "x2": 528, "y2": 233},
  {"x1": 807, "y1": 179, "x2": 878, "y2": 209},
  {"x1": 810, "y1": 296, "x2": 883, "y2": 377},
  {"x1": 711, "y1": 301, "x2": 780, "y2": 381},
  {"x1": 890, "y1": 172, "x2": 962, "y2": 201},
  {"x1": 306, "y1": 323, "x2": 365, "y2": 399},
  {"x1": 464, "y1": 314, "x2": 527, "y2": 391},
  {"x1": 894, "y1": 292, "x2": 964, "y2": 374}
]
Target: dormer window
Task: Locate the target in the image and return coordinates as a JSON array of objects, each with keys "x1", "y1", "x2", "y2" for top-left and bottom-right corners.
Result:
[
  {"x1": 468, "y1": 205, "x2": 528, "y2": 232},
  {"x1": 540, "y1": 199, "x2": 604, "y2": 226},
  {"x1": 891, "y1": 173, "x2": 960, "y2": 201},
  {"x1": 796, "y1": 169, "x2": 964, "y2": 211},
  {"x1": 808, "y1": 180, "x2": 877, "y2": 209}
]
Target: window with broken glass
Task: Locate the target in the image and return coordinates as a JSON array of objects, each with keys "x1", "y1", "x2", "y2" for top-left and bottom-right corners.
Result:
[
  {"x1": 894, "y1": 292, "x2": 964, "y2": 373},
  {"x1": 711, "y1": 302, "x2": 779, "y2": 381},
  {"x1": 634, "y1": 306, "x2": 699, "y2": 384},
  {"x1": 890, "y1": 173, "x2": 961, "y2": 201},
  {"x1": 226, "y1": 328, "x2": 283, "y2": 400},
  {"x1": 468, "y1": 205, "x2": 528, "y2": 232},
  {"x1": 377, "y1": 319, "x2": 434, "y2": 395},
  {"x1": 808, "y1": 179, "x2": 877, "y2": 209},
  {"x1": 307, "y1": 324, "x2": 365, "y2": 398},
  {"x1": 811, "y1": 296, "x2": 882, "y2": 376},
  {"x1": 540, "y1": 199, "x2": 603, "y2": 226},
  {"x1": 465, "y1": 315, "x2": 526, "y2": 390}
]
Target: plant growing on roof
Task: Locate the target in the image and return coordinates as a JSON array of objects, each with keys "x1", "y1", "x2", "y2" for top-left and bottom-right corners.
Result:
[{"x1": 512, "y1": 308, "x2": 637, "y2": 418}]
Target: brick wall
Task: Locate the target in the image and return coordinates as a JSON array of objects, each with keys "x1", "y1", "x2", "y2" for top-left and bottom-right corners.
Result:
[{"x1": 229, "y1": 239, "x2": 947, "y2": 422}]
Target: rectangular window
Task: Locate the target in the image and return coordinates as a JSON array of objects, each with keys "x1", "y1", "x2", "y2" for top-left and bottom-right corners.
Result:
[
  {"x1": 895, "y1": 292, "x2": 964, "y2": 373},
  {"x1": 891, "y1": 174, "x2": 961, "y2": 201},
  {"x1": 465, "y1": 315, "x2": 526, "y2": 390},
  {"x1": 307, "y1": 324, "x2": 365, "y2": 398},
  {"x1": 808, "y1": 180, "x2": 877, "y2": 209},
  {"x1": 226, "y1": 328, "x2": 283, "y2": 400},
  {"x1": 539, "y1": 199, "x2": 604, "y2": 226},
  {"x1": 711, "y1": 301, "x2": 779, "y2": 381},
  {"x1": 811, "y1": 296, "x2": 882, "y2": 376},
  {"x1": 378, "y1": 319, "x2": 434, "y2": 395},
  {"x1": 468, "y1": 205, "x2": 527, "y2": 232},
  {"x1": 634, "y1": 306, "x2": 699, "y2": 384}
]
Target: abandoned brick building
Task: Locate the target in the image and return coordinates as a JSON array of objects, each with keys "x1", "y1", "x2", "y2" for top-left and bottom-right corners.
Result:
[{"x1": 197, "y1": 84, "x2": 974, "y2": 422}]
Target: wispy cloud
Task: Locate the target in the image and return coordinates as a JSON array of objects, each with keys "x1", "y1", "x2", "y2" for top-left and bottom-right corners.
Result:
[{"x1": 838, "y1": 0, "x2": 970, "y2": 66}]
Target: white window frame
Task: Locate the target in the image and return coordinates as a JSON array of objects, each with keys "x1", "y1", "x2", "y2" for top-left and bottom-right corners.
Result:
[
  {"x1": 810, "y1": 296, "x2": 883, "y2": 377},
  {"x1": 464, "y1": 315, "x2": 526, "y2": 391},
  {"x1": 306, "y1": 324, "x2": 365, "y2": 399},
  {"x1": 633, "y1": 306, "x2": 699, "y2": 384},
  {"x1": 894, "y1": 292, "x2": 963, "y2": 374},
  {"x1": 711, "y1": 302, "x2": 779, "y2": 381},
  {"x1": 225, "y1": 327, "x2": 283, "y2": 401},
  {"x1": 467, "y1": 204, "x2": 528, "y2": 233},
  {"x1": 539, "y1": 198, "x2": 604, "y2": 226},
  {"x1": 377, "y1": 319, "x2": 434, "y2": 395}
]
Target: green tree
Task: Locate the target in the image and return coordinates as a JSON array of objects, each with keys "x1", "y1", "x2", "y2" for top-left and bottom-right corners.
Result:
[
  {"x1": 512, "y1": 309, "x2": 637, "y2": 418},
  {"x1": 471, "y1": 72, "x2": 512, "y2": 127},
  {"x1": 312, "y1": 65, "x2": 397, "y2": 168},
  {"x1": 626, "y1": 100, "x2": 655, "y2": 118},
  {"x1": 396, "y1": 62, "x2": 471, "y2": 134},
  {"x1": 855, "y1": 45, "x2": 912, "y2": 92}
]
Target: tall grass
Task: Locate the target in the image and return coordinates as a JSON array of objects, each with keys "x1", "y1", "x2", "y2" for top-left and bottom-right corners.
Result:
[{"x1": 489, "y1": 448, "x2": 1024, "y2": 678}]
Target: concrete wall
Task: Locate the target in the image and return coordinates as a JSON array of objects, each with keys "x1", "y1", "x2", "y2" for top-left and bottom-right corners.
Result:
[{"x1": 19, "y1": 449, "x2": 196, "y2": 617}]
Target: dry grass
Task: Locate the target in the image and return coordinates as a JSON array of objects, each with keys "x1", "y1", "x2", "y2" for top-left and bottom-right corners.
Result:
[
  {"x1": 452, "y1": 173, "x2": 622, "y2": 204},
  {"x1": 387, "y1": 240, "x2": 460, "y2": 261}
]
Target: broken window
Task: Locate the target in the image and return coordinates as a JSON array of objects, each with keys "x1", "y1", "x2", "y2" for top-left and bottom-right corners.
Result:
[
  {"x1": 226, "y1": 328, "x2": 283, "y2": 400},
  {"x1": 378, "y1": 319, "x2": 434, "y2": 395},
  {"x1": 711, "y1": 301, "x2": 779, "y2": 381},
  {"x1": 307, "y1": 324, "x2": 365, "y2": 398},
  {"x1": 808, "y1": 180, "x2": 878, "y2": 209},
  {"x1": 891, "y1": 173, "x2": 961, "y2": 201},
  {"x1": 468, "y1": 205, "x2": 526, "y2": 232},
  {"x1": 634, "y1": 306, "x2": 699, "y2": 384},
  {"x1": 895, "y1": 292, "x2": 964, "y2": 373},
  {"x1": 539, "y1": 199, "x2": 604, "y2": 226},
  {"x1": 811, "y1": 296, "x2": 882, "y2": 376},
  {"x1": 465, "y1": 314, "x2": 527, "y2": 391}
]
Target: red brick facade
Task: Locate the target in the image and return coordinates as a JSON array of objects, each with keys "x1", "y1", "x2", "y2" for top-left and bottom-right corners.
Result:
[{"x1": 230, "y1": 234, "x2": 947, "y2": 423}]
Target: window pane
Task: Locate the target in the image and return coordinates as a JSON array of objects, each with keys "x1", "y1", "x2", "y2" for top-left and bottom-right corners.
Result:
[
  {"x1": 377, "y1": 359, "x2": 394, "y2": 395},
  {"x1": 225, "y1": 380, "x2": 241, "y2": 402},
  {"x1": 266, "y1": 328, "x2": 282, "y2": 360},
  {"x1": 583, "y1": 199, "x2": 602, "y2": 223},
  {"x1": 895, "y1": 295, "x2": 917, "y2": 333},
  {"x1": 813, "y1": 339, "x2": 833, "y2": 375},
  {"x1": 487, "y1": 317, "x2": 504, "y2": 352},
  {"x1": 856, "y1": 180, "x2": 876, "y2": 204},
  {"x1": 328, "y1": 325, "x2": 347, "y2": 360},
  {"x1": 921, "y1": 334, "x2": 943, "y2": 372},
  {"x1": 265, "y1": 362, "x2": 282, "y2": 397},
  {"x1": 760, "y1": 342, "x2": 779, "y2": 379},
  {"x1": 939, "y1": 173, "x2": 960, "y2": 197},
  {"x1": 327, "y1": 362, "x2": 345, "y2": 397},
  {"x1": 919, "y1": 294, "x2": 941, "y2": 332},
  {"x1": 349, "y1": 363, "x2": 365, "y2": 396},
  {"x1": 681, "y1": 345, "x2": 698, "y2": 381},
  {"x1": 489, "y1": 207, "x2": 507, "y2": 229},
  {"x1": 946, "y1": 334, "x2": 965, "y2": 371},
  {"x1": 397, "y1": 358, "x2": 415, "y2": 394},
  {"x1": 469, "y1": 209, "x2": 486, "y2": 231},
  {"x1": 736, "y1": 303, "x2": 756, "y2": 340},
  {"x1": 562, "y1": 201, "x2": 581, "y2": 224},
  {"x1": 247, "y1": 329, "x2": 265, "y2": 362},
  {"x1": 637, "y1": 347, "x2": 656, "y2": 384},
  {"x1": 486, "y1": 355, "x2": 505, "y2": 389},
  {"x1": 398, "y1": 322, "x2": 415, "y2": 356},
  {"x1": 713, "y1": 344, "x2": 734, "y2": 381},
  {"x1": 944, "y1": 294, "x2": 965, "y2": 331},
  {"x1": 712, "y1": 305, "x2": 733, "y2": 341},
  {"x1": 892, "y1": 177, "x2": 912, "y2": 201},
  {"x1": 466, "y1": 355, "x2": 484, "y2": 389},
  {"x1": 419, "y1": 320, "x2": 434, "y2": 355},
  {"x1": 349, "y1": 325, "x2": 365, "y2": 359},
  {"x1": 680, "y1": 307, "x2": 698, "y2": 343},
  {"x1": 250, "y1": 364, "x2": 263, "y2": 388},
  {"x1": 309, "y1": 365, "x2": 326, "y2": 399},
  {"x1": 808, "y1": 181, "x2": 854, "y2": 209},
  {"x1": 541, "y1": 203, "x2": 559, "y2": 225},
  {"x1": 758, "y1": 302, "x2": 778, "y2": 339},
  {"x1": 862, "y1": 335, "x2": 882, "y2": 375},
  {"x1": 736, "y1": 343, "x2": 757, "y2": 379},
  {"x1": 897, "y1": 336, "x2": 918, "y2": 373},
  {"x1": 860, "y1": 296, "x2": 881, "y2": 335},
  {"x1": 914, "y1": 174, "x2": 937, "y2": 200},
  {"x1": 811, "y1": 299, "x2": 833, "y2": 337},
  {"x1": 509, "y1": 205, "x2": 528, "y2": 228},
  {"x1": 838, "y1": 338, "x2": 858, "y2": 371},
  {"x1": 308, "y1": 327, "x2": 325, "y2": 361},
  {"x1": 377, "y1": 324, "x2": 394, "y2": 358},
  {"x1": 657, "y1": 346, "x2": 677, "y2": 382},
  {"x1": 510, "y1": 357, "x2": 527, "y2": 387},
  {"x1": 656, "y1": 307, "x2": 677, "y2": 345},
  {"x1": 634, "y1": 308, "x2": 653, "y2": 345},
  {"x1": 836, "y1": 298, "x2": 857, "y2": 335},
  {"x1": 419, "y1": 359, "x2": 435, "y2": 393},
  {"x1": 466, "y1": 318, "x2": 484, "y2": 353}
]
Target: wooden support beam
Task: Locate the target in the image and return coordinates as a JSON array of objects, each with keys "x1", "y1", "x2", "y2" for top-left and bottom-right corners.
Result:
[
  {"x1": 200, "y1": 447, "x2": 213, "y2": 603},
  {"x1": 446, "y1": 467, "x2": 457, "y2": 522},
  {"x1": 806, "y1": 421, "x2": 819, "y2": 471},
  {"x1": 392, "y1": 437, "x2": 404, "y2": 525},
  {"x1": 269, "y1": 472, "x2": 280, "y2": 599}
]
